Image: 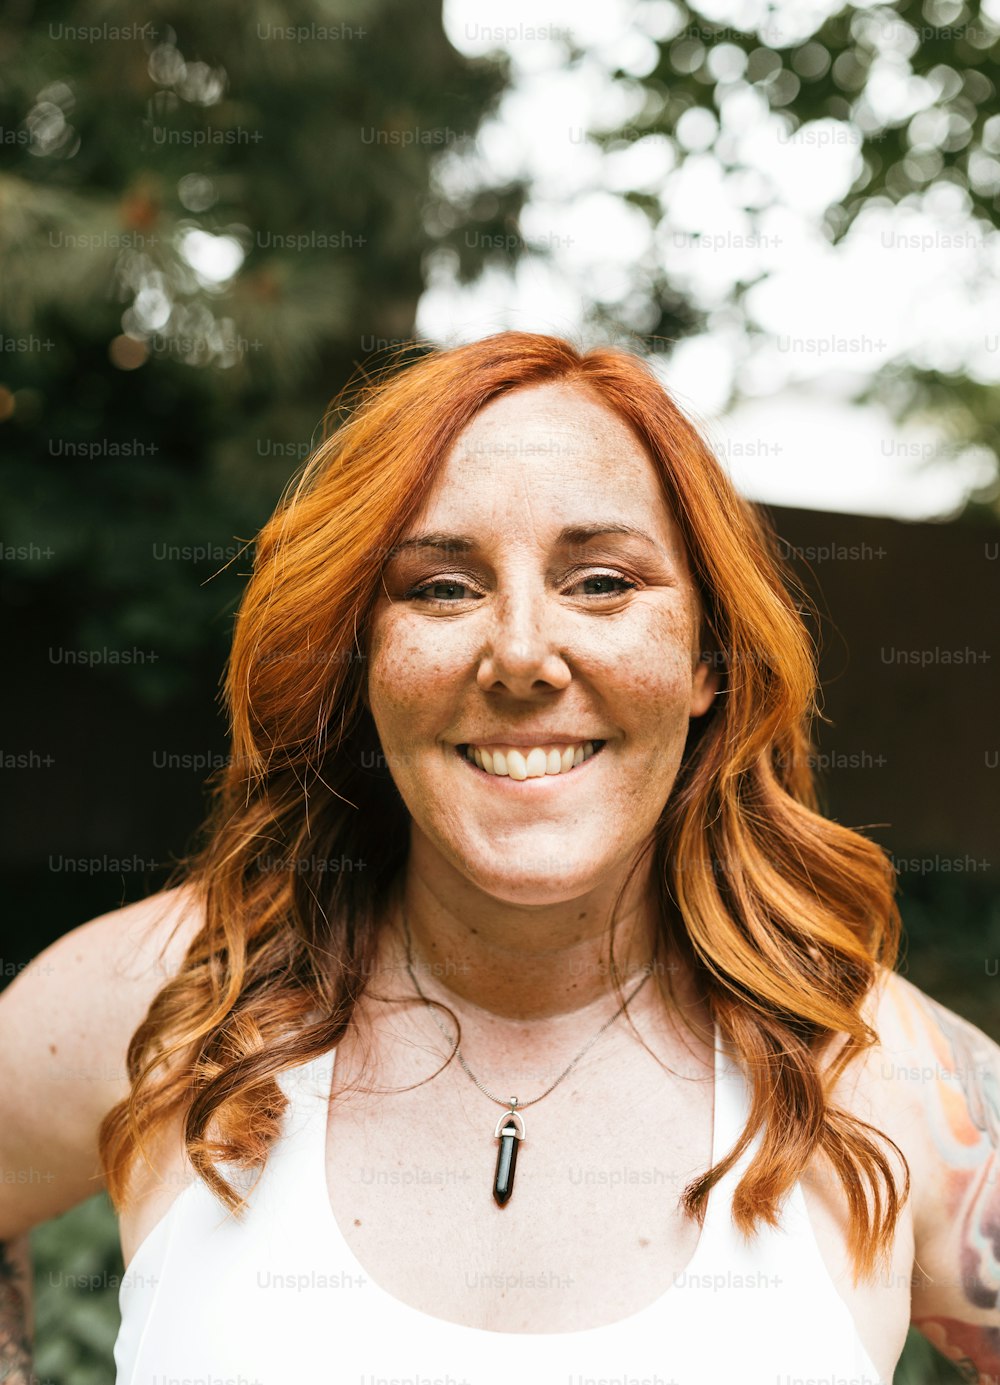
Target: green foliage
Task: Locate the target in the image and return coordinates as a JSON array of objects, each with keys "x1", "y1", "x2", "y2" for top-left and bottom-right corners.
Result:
[
  {"x1": 895, "y1": 868, "x2": 1000, "y2": 1040},
  {"x1": 897, "y1": 1328, "x2": 966, "y2": 1383},
  {"x1": 31, "y1": 1194, "x2": 124, "y2": 1385},
  {"x1": 0, "y1": 0, "x2": 526, "y2": 704}
]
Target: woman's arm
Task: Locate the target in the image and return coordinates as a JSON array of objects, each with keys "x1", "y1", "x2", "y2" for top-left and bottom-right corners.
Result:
[
  {"x1": 887, "y1": 975, "x2": 1000, "y2": 1382},
  {"x1": 0, "y1": 1233, "x2": 33, "y2": 1383},
  {"x1": 0, "y1": 885, "x2": 204, "y2": 1377}
]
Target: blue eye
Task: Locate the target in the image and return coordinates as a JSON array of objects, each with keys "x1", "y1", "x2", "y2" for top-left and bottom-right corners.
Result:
[
  {"x1": 402, "y1": 572, "x2": 639, "y2": 605},
  {"x1": 404, "y1": 580, "x2": 474, "y2": 603},
  {"x1": 579, "y1": 574, "x2": 638, "y2": 596}
]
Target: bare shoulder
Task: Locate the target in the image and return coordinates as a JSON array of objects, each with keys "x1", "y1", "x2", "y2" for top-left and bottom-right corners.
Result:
[
  {"x1": 862, "y1": 970, "x2": 999, "y2": 1194},
  {"x1": 798, "y1": 968, "x2": 926, "y2": 1213},
  {"x1": 3, "y1": 882, "x2": 206, "y2": 1079},
  {"x1": 0, "y1": 883, "x2": 206, "y2": 1235},
  {"x1": 825, "y1": 969, "x2": 998, "y2": 1197}
]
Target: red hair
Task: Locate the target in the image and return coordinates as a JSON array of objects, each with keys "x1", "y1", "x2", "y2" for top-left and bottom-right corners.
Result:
[{"x1": 99, "y1": 331, "x2": 906, "y2": 1285}]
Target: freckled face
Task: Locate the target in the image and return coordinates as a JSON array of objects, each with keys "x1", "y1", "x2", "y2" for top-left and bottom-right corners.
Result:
[{"x1": 365, "y1": 381, "x2": 718, "y2": 906}]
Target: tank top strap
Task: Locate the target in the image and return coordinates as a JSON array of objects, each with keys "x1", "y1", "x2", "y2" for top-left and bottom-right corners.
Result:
[
  {"x1": 708, "y1": 1023, "x2": 797, "y2": 1204},
  {"x1": 273, "y1": 1049, "x2": 337, "y2": 1149},
  {"x1": 699, "y1": 1027, "x2": 839, "y2": 1273},
  {"x1": 688, "y1": 1020, "x2": 759, "y2": 1240},
  {"x1": 711, "y1": 1021, "x2": 752, "y2": 1158}
]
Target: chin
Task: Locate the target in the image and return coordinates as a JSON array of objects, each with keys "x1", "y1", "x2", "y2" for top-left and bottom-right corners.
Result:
[
  {"x1": 446, "y1": 844, "x2": 613, "y2": 906},
  {"x1": 462, "y1": 877, "x2": 598, "y2": 908}
]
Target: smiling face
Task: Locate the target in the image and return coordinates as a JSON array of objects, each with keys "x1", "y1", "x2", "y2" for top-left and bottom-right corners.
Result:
[{"x1": 366, "y1": 380, "x2": 719, "y2": 907}]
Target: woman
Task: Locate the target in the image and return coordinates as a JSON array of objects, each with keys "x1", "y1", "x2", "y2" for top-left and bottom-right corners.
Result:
[{"x1": 1, "y1": 332, "x2": 996, "y2": 1385}]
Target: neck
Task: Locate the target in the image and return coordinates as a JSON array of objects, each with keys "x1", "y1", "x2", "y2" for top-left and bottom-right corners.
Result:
[{"x1": 383, "y1": 844, "x2": 666, "y2": 1025}]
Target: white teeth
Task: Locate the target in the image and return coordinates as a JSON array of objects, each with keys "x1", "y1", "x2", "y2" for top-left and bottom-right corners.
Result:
[
  {"x1": 525, "y1": 748, "x2": 548, "y2": 778},
  {"x1": 463, "y1": 740, "x2": 602, "y2": 779},
  {"x1": 507, "y1": 749, "x2": 528, "y2": 780}
]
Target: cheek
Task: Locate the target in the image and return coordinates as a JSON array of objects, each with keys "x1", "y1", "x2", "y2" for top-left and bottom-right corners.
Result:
[
  {"x1": 615, "y1": 647, "x2": 691, "y2": 707},
  {"x1": 602, "y1": 612, "x2": 700, "y2": 811},
  {"x1": 366, "y1": 612, "x2": 461, "y2": 732},
  {"x1": 596, "y1": 603, "x2": 697, "y2": 711}
]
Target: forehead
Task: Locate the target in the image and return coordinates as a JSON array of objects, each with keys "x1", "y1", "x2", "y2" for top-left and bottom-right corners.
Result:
[{"x1": 416, "y1": 381, "x2": 679, "y2": 545}]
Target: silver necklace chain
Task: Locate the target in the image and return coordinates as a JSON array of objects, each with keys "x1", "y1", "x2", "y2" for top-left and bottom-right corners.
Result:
[{"x1": 401, "y1": 911, "x2": 655, "y2": 1112}]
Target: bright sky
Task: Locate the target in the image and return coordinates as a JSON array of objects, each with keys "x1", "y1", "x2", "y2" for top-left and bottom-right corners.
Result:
[{"x1": 410, "y1": 0, "x2": 1000, "y2": 520}]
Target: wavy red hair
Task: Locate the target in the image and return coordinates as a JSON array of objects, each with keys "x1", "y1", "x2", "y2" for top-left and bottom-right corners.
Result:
[{"x1": 99, "y1": 331, "x2": 906, "y2": 1285}]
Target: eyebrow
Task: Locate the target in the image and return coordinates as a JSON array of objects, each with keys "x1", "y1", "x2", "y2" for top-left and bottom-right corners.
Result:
[{"x1": 386, "y1": 523, "x2": 666, "y2": 559}]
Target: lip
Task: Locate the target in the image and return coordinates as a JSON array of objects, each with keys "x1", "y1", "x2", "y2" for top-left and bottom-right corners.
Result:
[
  {"x1": 455, "y1": 734, "x2": 608, "y2": 749},
  {"x1": 454, "y1": 740, "x2": 608, "y2": 788}
]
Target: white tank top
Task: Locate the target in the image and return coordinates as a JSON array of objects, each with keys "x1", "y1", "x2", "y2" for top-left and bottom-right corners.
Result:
[{"x1": 114, "y1": 1022, "x2": 893, "y2": 1384}]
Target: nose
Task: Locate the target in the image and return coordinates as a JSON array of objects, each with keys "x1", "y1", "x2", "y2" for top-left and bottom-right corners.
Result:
[{"x1": 475, "y1": 581, "x2": 572, "y2": 698}]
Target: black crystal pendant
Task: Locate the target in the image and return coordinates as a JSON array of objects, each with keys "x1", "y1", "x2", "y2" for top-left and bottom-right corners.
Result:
[{"x1": 492, "y1": 1107, "x2": 525, "y2": 1207}]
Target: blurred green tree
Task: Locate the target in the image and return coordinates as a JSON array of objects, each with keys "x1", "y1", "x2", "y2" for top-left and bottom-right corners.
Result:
[{"x1": 0, "y1": 0, "x2": 526, "y2": 704}]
